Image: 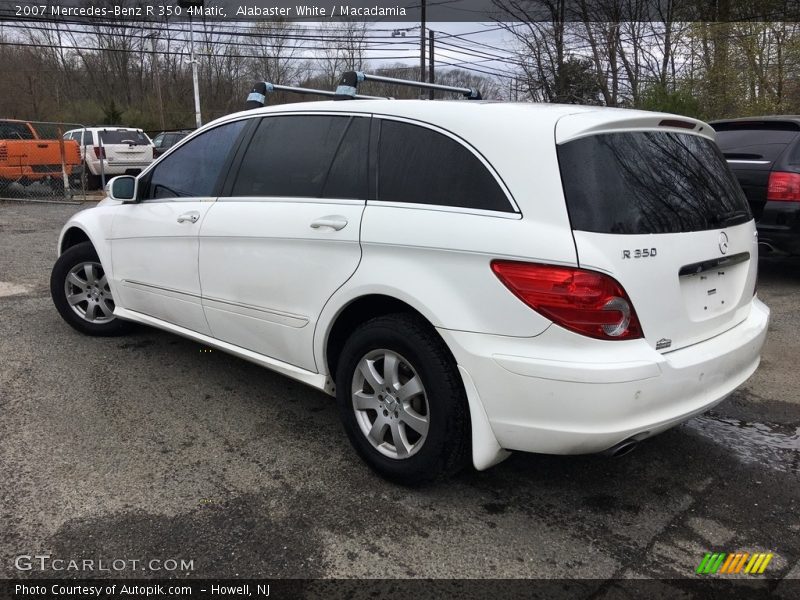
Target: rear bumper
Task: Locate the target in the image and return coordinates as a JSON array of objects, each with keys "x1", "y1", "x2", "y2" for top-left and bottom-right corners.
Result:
[
  {"x1": 87, "y1": 159, "x2": 152, "y2": 176},
  {"x1": 0, "y1": 165, "x2": 77, "y2": 180},
  {"x1": 440, "y1": 298, "x2": 769, "y2": 455},
  {"x1": 757, "y1": 201, "x2": 800, "y2": 255}
]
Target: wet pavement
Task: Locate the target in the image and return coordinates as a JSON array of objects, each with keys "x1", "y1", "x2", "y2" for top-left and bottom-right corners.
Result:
[{"x1": 0, "y1": 201, "x2": 798, "y2": 588}]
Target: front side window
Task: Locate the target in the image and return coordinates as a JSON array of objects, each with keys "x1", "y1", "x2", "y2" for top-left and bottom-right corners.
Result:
[
  {"x1": 377, "y1": 120, "x2": 513, "y2": 212},
  {"x1": 230, "y1": 115, "x2": 367, "y2": 199},
  {"x1": 141, "y1": 120, "x2": 247, "y2": 200}
]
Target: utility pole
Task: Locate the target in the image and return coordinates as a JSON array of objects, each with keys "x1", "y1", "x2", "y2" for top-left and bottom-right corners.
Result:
[
  {"x1": 178, "y1": 0, "x2": 203, "y2": 128},
  {"x1": 189, "y1": 15, "x2": 202, "y2": 128},
  {"x1": 419, "y1": 0, "x2": 426, "y2": 85},
  {"x1": 149, "y1": 34, "x2": 166, "y2": 131},
  {"x1": 428, "y1": 30, "x2": 435, "y2": 100}
]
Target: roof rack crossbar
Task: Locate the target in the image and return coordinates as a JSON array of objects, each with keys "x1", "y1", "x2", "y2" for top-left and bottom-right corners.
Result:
[
  {"x1": 245, "y1": 81, "x2": 387, "y2": 109},
  {"x1": 334, "y1": 71, "x2": 482, "y2": 101}
]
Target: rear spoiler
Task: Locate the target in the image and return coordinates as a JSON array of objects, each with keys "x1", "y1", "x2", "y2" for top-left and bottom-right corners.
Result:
[{"x1": 556, "y1": 112, "x2": 712, "y2": 144}]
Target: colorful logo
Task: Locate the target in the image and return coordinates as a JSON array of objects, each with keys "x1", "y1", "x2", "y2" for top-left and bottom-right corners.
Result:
[{"x1": 696, "y1": 552, "x2": 773, "y2": 575}]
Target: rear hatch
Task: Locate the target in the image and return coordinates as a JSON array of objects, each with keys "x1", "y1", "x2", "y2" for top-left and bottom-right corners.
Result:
[
  {"x1": 99, "y1": 129, "x2": 152, "y2": 165},
  {"x1": 712, "y1": 120, "x2": 800, "y2": 220},
  {"x1": 556, "y1": 113, "x2": 758, "y2": 353}
]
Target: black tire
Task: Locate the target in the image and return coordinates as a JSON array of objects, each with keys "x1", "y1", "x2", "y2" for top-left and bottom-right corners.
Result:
[
  {"x1": 335, "y1": 313, "x2": 470, "y2": 485},
  {"x1": 82, "y1": 165, "x2": 101, "y2": 190},
  {"x1": 50, "y1": 241, "x2": 131, "y2": 336},
  {"x1": 48, "y1": 178, "x2": 72, "y2": 199}
]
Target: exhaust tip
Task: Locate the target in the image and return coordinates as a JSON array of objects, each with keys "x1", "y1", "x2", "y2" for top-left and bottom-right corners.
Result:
[{"x1": 602, "y1": 438, "x2": 641, "y2": 458}]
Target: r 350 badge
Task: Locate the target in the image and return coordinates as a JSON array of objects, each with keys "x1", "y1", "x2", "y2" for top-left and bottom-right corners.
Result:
[{"x1": 622, "y1": 248, "x2": 657, "y2": 259}]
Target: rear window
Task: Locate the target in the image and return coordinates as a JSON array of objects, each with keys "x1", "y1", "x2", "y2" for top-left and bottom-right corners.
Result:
[
  {"x1": 99, "y1": 130, "x2": 149, "y2": 145},
  {"x1": 714, "y1": 128, "x2": 798, "y2": 162},
  {"x1": 0, "y1": 121, "x2": 34, "y2": 140},
  {"x1": 557, "y1": 132, "x2": 751, "y2": 234}
]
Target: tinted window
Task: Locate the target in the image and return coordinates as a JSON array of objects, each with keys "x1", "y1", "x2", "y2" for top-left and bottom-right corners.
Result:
[
  {"x1": 322, "y1": 117, "x2": 369, "y2": 199},
  {"x1": 231, "y1": 115, "x2": 366, "y2": 199},
  {"x1": 73, "y1": 131, "x2": 92, "y2": 146},
  {"x1": 714, "y1": 128, "x2": 799, "y2": 162},
  {"x1": 142, "y1": 120, "x2": 246, "y2": 200},
  {"x1": 0, "y1": 121, "x2": 34, "y2": 140},
  {"x1": 558, "y1": 132, "x2": 751, "y2": 234},
  {"x1": 377, "y1": 120, "x2": 512, "y2": 212},
  {"x1": 100, "y1": 130, "x2": 149, "y2": 145}
]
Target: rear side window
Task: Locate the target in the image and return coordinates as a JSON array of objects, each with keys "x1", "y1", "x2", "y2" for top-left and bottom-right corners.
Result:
[
  {"x1": 377, "y1": 120, "x2": 513, "y2": 212},
  {"x1": 142, "y1": 120, "x2": 246, "y2": 200},
  {"x1": 714, "y1": 128, "x2": 799, "y2": 162},
  {"x1": 231, "y1": 115, "x2": 367, "y2": 199},
  {"x1": 73, "y1": 131, "x2": 92, "y2": 146},
  {"x1": 557, "y1": 132, "x2": 751, "y2": 234},
  {"x1": 100, "y1": 130, "x2": 149, "y2": 145}
]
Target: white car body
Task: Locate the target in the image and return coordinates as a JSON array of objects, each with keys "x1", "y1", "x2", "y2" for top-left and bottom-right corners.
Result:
[
  {"x1": 56, "y1": 100, "x2": 769, "y2": 471},
  {"x1": 63, "y1": 127, "x2": 154, "y2": 177}
]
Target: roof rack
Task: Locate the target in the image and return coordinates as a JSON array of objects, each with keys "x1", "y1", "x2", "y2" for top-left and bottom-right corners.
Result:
[
  {"x1": 245, "y1": 81, "x2": 387, "y2": 109},
  {"x1": 334, "y1": 71, "x2": 482, "y2": 101}
]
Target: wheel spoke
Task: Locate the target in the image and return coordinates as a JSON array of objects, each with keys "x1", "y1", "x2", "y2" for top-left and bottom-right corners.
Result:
[
  {"x1": 98, "y1": 299, "x2": 114, "y2": 318},
  {"x1": 400, "y1": 407, "x2": 429, "y2": 437},
  {"x1": 97, "y1": 274, "x2": 108, "y2": 289},
  {"x1": 83, "y1": 263, "x2": 96, "y2": 285},
  {"x1": 368, "y1": 416, "x2": 389, "y2": 445},
  {"x1": 67, "y1": 272, "x2": 87, "y2": 290},
  {"x1": 353, "y1": 390, "x2": 380, "y2": 411},
  {"x1": 67, "y1": 291, "x2": 89, "y2": 305},
  {"x1": 390, "y1": 422, "x2": 412, "y2": 457},
  {"x1": 358, "y1": 358, "x2": 383, "y2": 391},
  {"x1": 397, "y1": 375, "x2": 423, "y2": 402},
  {"x1": 383, "y1": 352, "x2": 400, "y2": 390},
  {"x1": 85, "y1": 301, "x2": 98, "y2": 321}
]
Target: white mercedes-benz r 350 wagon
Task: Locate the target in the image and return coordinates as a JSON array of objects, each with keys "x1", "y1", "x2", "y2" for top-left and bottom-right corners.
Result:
[{"x1": 51, "y1": 99, "x2": 769, "y2": 484}]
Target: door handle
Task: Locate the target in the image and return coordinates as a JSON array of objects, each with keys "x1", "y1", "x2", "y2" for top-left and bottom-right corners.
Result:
[
  {"x1": 177, "y1": 211, "x2": 200, "y2": 224},
  {"x1": 310, "y1": 216, "x2": 348, "y2": 231}
]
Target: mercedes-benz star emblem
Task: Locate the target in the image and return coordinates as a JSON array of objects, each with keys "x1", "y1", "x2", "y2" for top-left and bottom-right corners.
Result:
[{"x1": 719, "y1": 231, "x2": 729, "y2": 255}]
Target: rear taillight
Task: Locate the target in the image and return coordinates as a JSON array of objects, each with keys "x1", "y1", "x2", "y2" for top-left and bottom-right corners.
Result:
[
  {"x1": 767, "y1": 171, "x2": 800, "y2": 202},
  {"x1": 93, "y1": 146, "x2": 105, "y2": 159},
  {"x1": 491, "y1": 260, "x2": 643, "y2": 341}
]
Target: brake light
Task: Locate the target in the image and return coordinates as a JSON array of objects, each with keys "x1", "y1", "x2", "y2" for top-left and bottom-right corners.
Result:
[
  {"x1": 767, "y1": 171, "x2": 800, "y2": 202},
  {"x1": 491, "y1": 260, "x2": 643, "y2": 340},
  {"x1": 93, "y1": 146, "x2": 105, "y2": 159}
]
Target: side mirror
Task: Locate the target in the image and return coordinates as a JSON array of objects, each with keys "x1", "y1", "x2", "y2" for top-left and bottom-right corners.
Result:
[{"x1": 107, "y1": 175, "x2": 136, "y2": 202}]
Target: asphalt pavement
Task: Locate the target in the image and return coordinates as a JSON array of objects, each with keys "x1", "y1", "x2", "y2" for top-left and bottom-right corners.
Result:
[{"x1": 1, "y1": 201, "x2": 798, "y2": 593}]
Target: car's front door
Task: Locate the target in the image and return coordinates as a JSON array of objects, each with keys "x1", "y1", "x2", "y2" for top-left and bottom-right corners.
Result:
[
  {"x1": 110, "y1": 120, "x2": 248, "y2": 334},
  {"x1": 198, "y1": 113, "x2": 370, "y2": 371}
]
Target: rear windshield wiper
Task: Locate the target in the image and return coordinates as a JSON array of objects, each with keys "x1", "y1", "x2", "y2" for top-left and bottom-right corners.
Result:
[{"x1": 715, "y1": 210, "x2": 751, "y2": 227}]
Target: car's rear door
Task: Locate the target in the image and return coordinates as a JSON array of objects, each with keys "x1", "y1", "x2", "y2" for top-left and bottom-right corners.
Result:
[
  {"x1": 198, "y1": 113, "x2": 369, "y2": 372},
  {"x1": 555, "y1": 114, "x2": 758, "y2": 353},
  {"x1": 110, "y1": 120, "x2": 248, "y2": 334}
]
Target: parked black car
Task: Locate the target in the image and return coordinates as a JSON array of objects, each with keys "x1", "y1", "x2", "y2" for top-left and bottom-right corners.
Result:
[
  {"x1": 711, "y1": 116, "x2": 800, "y2": 256},
  {"x1": 152, "y1": 130, "x2": 192, "y2": 157}
]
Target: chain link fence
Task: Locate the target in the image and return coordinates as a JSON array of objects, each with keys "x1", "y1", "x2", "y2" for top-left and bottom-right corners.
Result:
[{"x1": 1, "y1": 120, "x2": 113, "y2": 203}]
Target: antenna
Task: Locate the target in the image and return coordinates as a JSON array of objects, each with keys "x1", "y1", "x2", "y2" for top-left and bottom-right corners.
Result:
[
  {"x1": 245, "y1": 81, "x2": 387, "y2": 109},
  {"x1": 334, "y1": 71, "x2": 482, "y2": 101}
]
